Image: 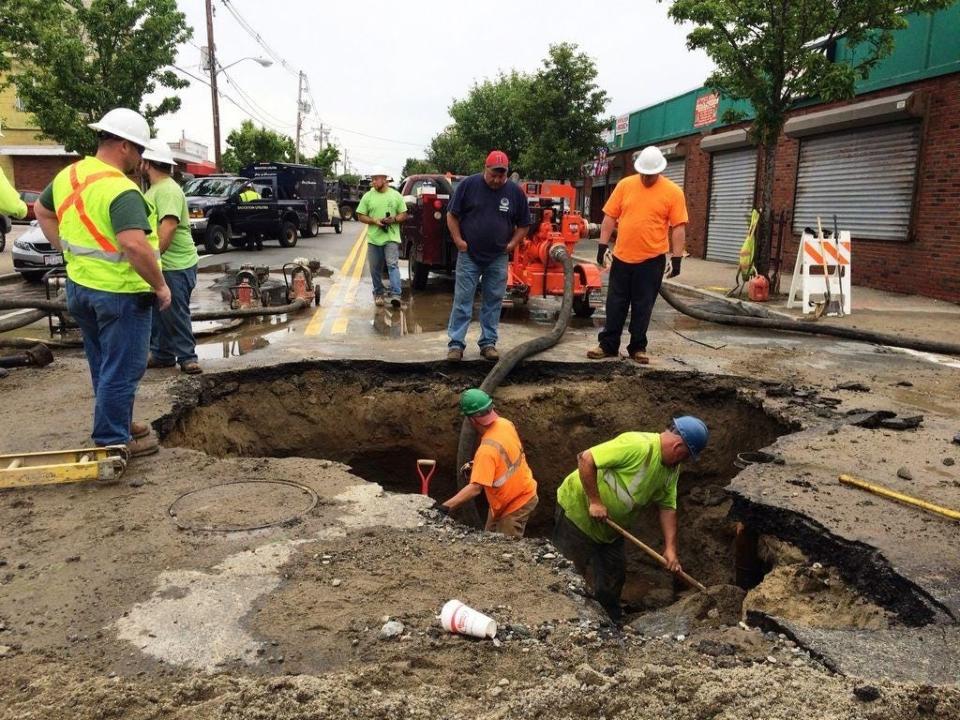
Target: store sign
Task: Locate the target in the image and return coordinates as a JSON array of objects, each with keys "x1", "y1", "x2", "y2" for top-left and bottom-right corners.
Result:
[
  {"x1": 615, "y1": 114, "x2": 630, "y2": 135},
  {"x1": 694, "y1": 92, "x2": 719, "y2": 127}
]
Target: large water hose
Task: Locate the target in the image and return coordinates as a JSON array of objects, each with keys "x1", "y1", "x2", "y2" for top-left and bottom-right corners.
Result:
[
  {"x1": 0, "y1": 296, "x2": 310, "y2": 321},
  {"x1": 454, "y1": 245, "x2": 575, "y2": 526},
  {"x1": 0, "y1": 309, "x2": 47, "y2": 333},
  {"x1": 657, "y1": 285, "x2": 960, "y2": 357}
]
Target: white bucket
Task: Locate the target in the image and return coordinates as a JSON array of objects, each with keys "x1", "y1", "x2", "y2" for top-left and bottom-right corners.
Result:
[{"x1": 440, "y1": 599, "x2": 497, "y2": 639}]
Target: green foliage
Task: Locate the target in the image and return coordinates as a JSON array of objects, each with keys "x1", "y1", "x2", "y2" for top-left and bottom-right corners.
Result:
[
  {"x1": 401, "y1": 157, "x2": 440, "y2": 178},
  {"x1": 0, "y1": 0, "x2": 192, "y2": 155},
  {"x1": 429, "y1": 43, "x2": 609, "y2": 180},
  {"x1": 304, "y1": 145, "x2": 340, "y2": 175},
  {"x1": 221, "y1": 120, "x2": 295, "y2": 173},
  {"x1": 338, "y1": 173, "x2": 361, "y2": 185}
]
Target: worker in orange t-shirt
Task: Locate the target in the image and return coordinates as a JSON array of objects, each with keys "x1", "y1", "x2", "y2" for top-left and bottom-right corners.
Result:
[
  {"x1": 437, "y1": 389, "x2": 539, "y2": 537},
  {"x1": 587, "y1": 146, "x2": 688, "y2": 365}
]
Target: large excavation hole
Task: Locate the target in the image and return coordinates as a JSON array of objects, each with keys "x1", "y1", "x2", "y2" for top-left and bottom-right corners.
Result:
[{"x1": 162, "y1": 361, "x2": 799, "y2": 608}]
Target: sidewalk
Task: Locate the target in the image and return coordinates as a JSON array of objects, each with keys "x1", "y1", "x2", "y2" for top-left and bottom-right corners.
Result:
[{"x1": 665, "y1": 256, "x2": 960, "y2": 349}]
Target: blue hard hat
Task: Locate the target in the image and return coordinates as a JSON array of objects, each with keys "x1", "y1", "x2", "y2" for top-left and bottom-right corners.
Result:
[{"x1": 672, "y1": 416, "x2": 709, "y2": 460}]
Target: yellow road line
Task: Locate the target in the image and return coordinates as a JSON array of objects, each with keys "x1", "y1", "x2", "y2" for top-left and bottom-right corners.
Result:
[
  {"x1": 305, "y1": 228, "x2": 367, "y2": 336},
  {"x1": 325, "y1": 241, "x2": 367, "y2": 336}
]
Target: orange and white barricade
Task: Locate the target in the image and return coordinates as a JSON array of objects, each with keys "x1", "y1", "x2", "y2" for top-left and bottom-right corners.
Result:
[{"x1": 787, "y1": 230, "x2": 852, "y2": 316}]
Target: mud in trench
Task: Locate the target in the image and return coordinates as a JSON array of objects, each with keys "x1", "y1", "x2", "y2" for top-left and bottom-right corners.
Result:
[{"x1": 160, "y1": 361, "x2": 797, "y2": 604}]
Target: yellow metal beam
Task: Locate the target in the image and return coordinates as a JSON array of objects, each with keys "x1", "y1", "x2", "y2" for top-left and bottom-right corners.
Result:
[{"x1": 0, "y1": 446, "x2": 128, "y2": 489}]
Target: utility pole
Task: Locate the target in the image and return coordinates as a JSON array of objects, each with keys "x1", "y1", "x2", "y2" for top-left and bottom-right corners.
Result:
[
  {"x1": 294, "y1": 70, "x2": 305, "y2": 163},
  {"x1": 204, "y1": 0, "x2": 222, "y2": 170}
]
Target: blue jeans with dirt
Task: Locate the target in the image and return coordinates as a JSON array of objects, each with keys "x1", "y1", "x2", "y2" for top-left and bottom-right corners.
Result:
[
  {"x1": 66, "y1": 279, "x2": 152, "y2": 446},
  {"x1": 447, "y1": 252, "x2": 508, "y2": 351},
  {"x1": 150, "y1": 265, "x2": 198, "y2": 367},
  {"x1": 367, "y1": 241, "x2": 402, "y2": 298}
]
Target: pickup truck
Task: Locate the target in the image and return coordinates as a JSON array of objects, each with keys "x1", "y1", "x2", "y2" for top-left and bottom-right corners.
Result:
[
  {"x1": 185, "y1": 162, "x2": 341, "y2": 254},
  {"x1": 398, "y1": 174, "x2": 464, "y2": 290}
]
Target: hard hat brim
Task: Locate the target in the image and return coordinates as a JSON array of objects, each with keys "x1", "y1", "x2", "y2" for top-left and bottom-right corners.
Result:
[
  {"x1": 88, "y1": 122, "x2": 148, "y2": 148},
  {"x1": 634, "y1": 155, "x2": 668, "y2": 175}
]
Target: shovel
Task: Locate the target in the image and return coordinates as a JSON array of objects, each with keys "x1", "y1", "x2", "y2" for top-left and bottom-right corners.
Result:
[
  {"x1": 605, "y1": 518, "x2": 707, "y2": 591},
  {"x1": 814, "y1": 217, "x2": 842, "y2": 318}
]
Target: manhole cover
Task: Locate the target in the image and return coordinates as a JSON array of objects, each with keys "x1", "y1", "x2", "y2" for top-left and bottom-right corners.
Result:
[{"x1": 168, "y1": 480, "x2": 319, "y2": 532}]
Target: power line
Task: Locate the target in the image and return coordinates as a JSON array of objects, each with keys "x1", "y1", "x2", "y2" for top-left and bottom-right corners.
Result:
[
  {"x1": 220, "y1": 0, "x2": 299, "y2": 77},
  {"x1": 172, "y1": 65, "x2": 291, "y2": 136},
  {"x1": 219, "y1": 66, "x2": 296, "y2": 129}
]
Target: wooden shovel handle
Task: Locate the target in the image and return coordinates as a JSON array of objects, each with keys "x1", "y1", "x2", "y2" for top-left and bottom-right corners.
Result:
[{"x1": 605, "y1": 518, "x2": 707, "y2": 592}]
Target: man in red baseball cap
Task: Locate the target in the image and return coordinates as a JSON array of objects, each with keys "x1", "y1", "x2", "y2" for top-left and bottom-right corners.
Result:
[{"x1": 445, "y1": 149, "x2": 530, "y2": 362}]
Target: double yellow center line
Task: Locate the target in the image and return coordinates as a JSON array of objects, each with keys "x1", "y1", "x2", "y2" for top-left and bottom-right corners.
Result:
[{"x1": 304, "y1": 228, "x2": 368, "y2": 337}]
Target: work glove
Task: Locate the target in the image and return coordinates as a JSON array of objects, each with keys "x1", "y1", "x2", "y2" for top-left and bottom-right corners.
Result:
[
  {"x1": 596, "y1": 244, "x2": 608, "y2": 266},
  {"x1": 459, "y1": 461, "x2": 474, "y2": 481},
  {"x1": 665, "y1": 256, "x2": 682, "y2": 279},
  {"x1": 431, "y1": 500, "x2": 450, "y2": 515}
]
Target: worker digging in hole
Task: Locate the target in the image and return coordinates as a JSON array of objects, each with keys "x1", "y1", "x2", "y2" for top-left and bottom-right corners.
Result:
[
  {"x1": 552, "y1": 416, "x2": 709, "y2": 621},
  {"x1": 435, "y1": 389, "x2": 539, "y2": 537}
]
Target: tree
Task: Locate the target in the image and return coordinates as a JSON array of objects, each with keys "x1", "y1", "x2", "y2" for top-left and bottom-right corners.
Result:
[
  {"x1": 426, "y1": 127, "x2": 481, "y2": 175},
  {"x1": 401, "y1": 157, "x2": 439, "y2": 178},
  {"x1": 305, "y1": 146, "x2": 340, "y2": 175},
  {"x1": 1, "y1": 0, "x2": 191, "y2": 155},
  {"x1": 665, "y1": 0, "x2": 951, "y2": 274},
  {"x1": 221, "y1": 120, "x2": 295, "y2": 173},
  {"x1": 519, "y1": 43, "x2": 610, "y2": 181},
  {"x1": 449, "y1": 71, "x2": 534, "y2": 169}
]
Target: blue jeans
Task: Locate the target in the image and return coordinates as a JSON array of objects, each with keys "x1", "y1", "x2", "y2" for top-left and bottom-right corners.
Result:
[
  {"x1": 66, "y1": 280, "x2": 153, "y2": 446},
  {"x1": 447, "y1": 252, "x2": 508, "y2": 350},
  {"x1": 367, "y1": 242, "x2": 402, "y2": 297},
  {"x1": 151, "y1": 265, "x2": 198, "y2": 366}
]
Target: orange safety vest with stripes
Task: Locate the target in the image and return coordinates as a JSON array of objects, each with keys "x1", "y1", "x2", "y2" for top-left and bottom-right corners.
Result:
[
  {"x1": 51, "y1": 156, "x2": 159, "y2": 293},
  {"x1": 470, "y1": 418, "x2": 538, "y2": 518}
]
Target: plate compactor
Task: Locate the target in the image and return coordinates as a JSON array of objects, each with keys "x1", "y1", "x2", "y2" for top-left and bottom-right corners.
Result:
[{"x1": 228, "y1": 260, "x2": 322, "y2": 310}]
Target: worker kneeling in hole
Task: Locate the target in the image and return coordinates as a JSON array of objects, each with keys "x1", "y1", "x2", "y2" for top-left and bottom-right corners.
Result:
[
  {"x1": 436, "y1": 389, "x2": 539, "y2": 537},
  {"x1": 552, "y1": 416, "x2": 708, "y2": 620}
]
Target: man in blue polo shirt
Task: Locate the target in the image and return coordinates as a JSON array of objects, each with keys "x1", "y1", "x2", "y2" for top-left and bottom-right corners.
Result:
[{"x1": 445, "y1": 150, "x2": 530, "y2": 362}]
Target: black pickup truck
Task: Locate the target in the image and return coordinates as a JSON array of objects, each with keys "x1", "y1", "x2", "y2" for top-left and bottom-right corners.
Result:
[{"x1": 185, "y1": 162, "x2": 341, "y2": 254}]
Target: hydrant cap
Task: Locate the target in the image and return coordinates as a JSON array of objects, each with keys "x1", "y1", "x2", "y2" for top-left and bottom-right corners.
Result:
[{"x1": 460, "y1": 388, "x2": 494, "y2": 416}]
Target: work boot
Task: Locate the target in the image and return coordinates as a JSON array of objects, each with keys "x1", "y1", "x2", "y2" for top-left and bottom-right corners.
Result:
[
  {"x1": 374, "y1": 295, "x2": 385, "y2": 307},
  {"x1": 628, "y1": 351, "x2": 651, "y2": 365},
  {"x1": 126, "y1": 434, "x2": 159, "y2": 458},
  {"x1": 586, "y1": 345, "x2": 617, "y2": 360},
  {"x1": 446, "y1": 348, "x2": 463, "y2": 362},
  {"x1": 130, "y1": 421, "x2": 150, "y2": 440},
  {"x1": 480, "y1": 346, "x2": 499, "y2": 361}
]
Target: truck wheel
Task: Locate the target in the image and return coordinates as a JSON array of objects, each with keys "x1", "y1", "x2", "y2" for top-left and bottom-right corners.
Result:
[
  {"x1": 278, "y1": 220, "x2": 299, "y2": 248},
  {"x1": 333, "y1": 218, "x2": 343, "y2": 234},
  {"x1": 204, "y1": 224, "x2": 229, "y2": 254},
  {"x1": 303, "y1": 214, "x2": 320, "y2": 238},
  {"x1": 340, "y1": 204, "x2": 354, "y2": 221},
  {"x1": 573, "y1": 293, "x2": 595, "y2": 318},
  {"x1": 409, "y1": 253, "x2": 429, "y2": 291}
]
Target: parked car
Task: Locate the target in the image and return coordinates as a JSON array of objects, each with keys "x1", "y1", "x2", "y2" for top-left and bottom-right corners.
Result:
[
  {"x1": 12, "y1": 221, "x2": 64, "y2": 281},
  {"x1": 17, "y1": 190, "x2": 41, "y2": 223}
]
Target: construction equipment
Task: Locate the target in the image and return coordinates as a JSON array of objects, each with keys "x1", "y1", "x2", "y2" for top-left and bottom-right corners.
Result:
[
  {"x1": 813, "y1": 217, "x2": 843, "y2": 318},
  {"x1": 0, "y1": 446, "x2": 128, "y2": 489},
  {"x1": 416, "y1": 459, "x2": 436, "y2": 495},
  {"x1": 0, "y1": 343, "x2": 53, "y2": 369},
  {"x1": 833, "y1": 214, "x2": 845, "y2": 314},
  {"x1": 605, "y1": 518, "x2": 707, "y2": 591},
  {"x1": 506, "y1": 205, "x2": 602, "y2": 318},
  {"x1": 228, "y1": 262, "x2": 320, "y2": 310},
  {"x1": 839, "y1": 474, "x2": 960, "y2": 521}
]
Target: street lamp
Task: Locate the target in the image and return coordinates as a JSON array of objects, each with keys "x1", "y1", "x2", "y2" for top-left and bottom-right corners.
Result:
[{"x1": 207, "y1": 55, "x2": 273, "y2": 170}]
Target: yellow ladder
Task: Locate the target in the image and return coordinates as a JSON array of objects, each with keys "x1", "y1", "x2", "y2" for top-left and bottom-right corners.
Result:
[{"x1": 0, "y1": 446, "x2": 129, "y2": 489}]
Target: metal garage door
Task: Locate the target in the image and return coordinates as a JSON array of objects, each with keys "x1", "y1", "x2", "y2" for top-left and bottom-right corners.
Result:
[
  {"x1": 706, "y1": 148, "x2": 757, "y2": 262},
  {"x1": 793, "y1": 122, "x2": 920, "y2": 241},
  {"x1": 662, "y1": 158, "x2": 685, "y2": 188}
]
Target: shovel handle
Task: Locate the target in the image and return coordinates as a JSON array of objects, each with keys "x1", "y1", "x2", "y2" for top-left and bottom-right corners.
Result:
[
  {"x1": 605, "y1": 518, "x2": 707, "y2": 592},
  {"x1": 416, "y1": 459, "x2": 437, "y2": 495}
]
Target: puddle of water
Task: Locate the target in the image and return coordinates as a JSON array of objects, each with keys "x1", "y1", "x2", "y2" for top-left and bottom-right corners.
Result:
[{"x1": 195, "y1": 316, "x2": 297, "y2": 360}]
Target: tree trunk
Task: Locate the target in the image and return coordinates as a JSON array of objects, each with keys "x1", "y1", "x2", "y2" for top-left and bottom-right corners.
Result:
[{"x1": 755, "y1": 139, "x2": 778, "y2": 277}]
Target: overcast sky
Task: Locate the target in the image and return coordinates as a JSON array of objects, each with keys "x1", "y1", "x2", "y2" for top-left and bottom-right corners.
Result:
[{"x1": 152, "y1": 0, "x2": 714, "y2": 177}]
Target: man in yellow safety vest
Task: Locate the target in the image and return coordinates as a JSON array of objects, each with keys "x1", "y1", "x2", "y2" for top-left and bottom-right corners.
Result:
[{"x1": 34, "y1": 108, "x2": 170, "y2": 456}]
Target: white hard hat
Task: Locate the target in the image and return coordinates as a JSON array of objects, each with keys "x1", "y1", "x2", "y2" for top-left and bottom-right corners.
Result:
[
  {"x1": 142, "y1": 140, "x2": 176, "y2": 167},
  {"x1": 634, "y1": 146, "x2": 667, "y2": 175},
  {"x1": 370, "y1": 166, "x2": 393, "y2": 180},
  {"x1": 88, "y1": 108, "x2": 152, "y2": 147}
]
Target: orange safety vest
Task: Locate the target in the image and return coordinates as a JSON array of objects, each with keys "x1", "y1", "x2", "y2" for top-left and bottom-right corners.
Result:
[{"x1": 472, "y1": 418, "x2": 538, "y2": 518}]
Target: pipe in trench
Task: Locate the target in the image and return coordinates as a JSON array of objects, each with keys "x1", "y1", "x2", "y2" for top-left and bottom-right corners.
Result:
[
  {"x1": 454, "y1": 245, "x2": 575, "y2": 527},
  {"x1": 657, "y1": 285, "x2": 960, "y2": 357}
]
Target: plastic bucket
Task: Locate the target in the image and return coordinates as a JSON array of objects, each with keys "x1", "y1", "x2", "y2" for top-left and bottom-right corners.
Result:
[{"x1": 440, "y1": 599, "x2": 497, "y2": 639}]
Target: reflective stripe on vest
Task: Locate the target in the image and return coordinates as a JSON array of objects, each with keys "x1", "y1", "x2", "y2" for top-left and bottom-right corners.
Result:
[
  {"x1": 56, "y1": 165, "x2": 125, "y2": 254},
  {"x1": 479, "y1": 438, "x2": 524, "y2": 488}
]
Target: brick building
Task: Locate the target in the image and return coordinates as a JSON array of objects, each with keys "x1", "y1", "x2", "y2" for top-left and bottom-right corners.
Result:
[{"x1": 578, "y1": 6, "x2": 960, "y2": 302}]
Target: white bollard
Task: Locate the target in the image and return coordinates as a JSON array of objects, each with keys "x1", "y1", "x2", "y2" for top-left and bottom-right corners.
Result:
[{"x1": 440, "y1": 599, "x2": 497, "y2": 639}]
